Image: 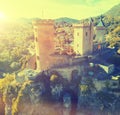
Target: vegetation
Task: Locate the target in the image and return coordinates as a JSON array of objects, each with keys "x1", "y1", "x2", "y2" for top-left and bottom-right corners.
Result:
[
  {"x1": 107, "y1": 53, "x2": 120, "y2": 66},
  {"x1": 100, "y1": 10, "x2": 120, "y2": 47},
  {"x1": 105, "y1": 3, "x2": 120, "y2": 17},
  {"x1": 0, "y1": 3, "x2": 120, "y2": 115},
  {"x1": 0, "y1": 20, "x2": 34, "y2": 75}
]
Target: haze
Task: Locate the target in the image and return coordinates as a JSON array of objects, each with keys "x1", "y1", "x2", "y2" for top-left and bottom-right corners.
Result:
[{"x1": 0, "y1": 0, "x2": 120, "y2": 20}]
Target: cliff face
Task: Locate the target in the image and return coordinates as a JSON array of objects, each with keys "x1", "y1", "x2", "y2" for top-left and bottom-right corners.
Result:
[{"x1": 0, "y1": 61, "x2": 120, "y2": 115}]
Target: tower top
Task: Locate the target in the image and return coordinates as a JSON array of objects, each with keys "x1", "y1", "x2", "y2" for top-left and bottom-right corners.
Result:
[
  {"x1": 89, "y1": 18, "x2": 94, "y2": 23},
  {"x1": 96, "y1": 17, "x2": 104, "y2": 27},
  {"x1": 32, "y1": 19, "x2": 55, "y2": 26},
  {"x1": 73, "y1": 22, "x2": 90, "y2": 28}
]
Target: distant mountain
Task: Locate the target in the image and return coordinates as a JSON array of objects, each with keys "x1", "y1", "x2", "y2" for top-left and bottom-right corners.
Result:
[
  {"x1": 55, "y1": 17, "x2": 79, "y2": 23},
  {"x1": 16, "y1": 18, "x2": 37, "y2": 24},
  {"x1": 17, "y1": 17, "x2": 79, "y2": 24},
  {"x1": 105, "y1": 3, "x2": 120, "y2": 17}
]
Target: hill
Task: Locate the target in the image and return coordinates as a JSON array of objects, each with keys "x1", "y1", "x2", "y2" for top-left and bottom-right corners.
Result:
[
  {"x1": 78, "y1": 3, "x2": 120, "y2": 48},
  {"x1": 103, "y1": 3, "x2": 120, "y2": 47},
  {"x1": 55, "y1": 17, "x2": 79, "y2": 23},
  {"x1": 105, "y1": 3, "x2": 120, "y2": 17}
]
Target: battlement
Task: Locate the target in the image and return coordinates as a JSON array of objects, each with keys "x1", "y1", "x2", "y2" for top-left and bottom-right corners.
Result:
[
  {"x1": 95, "y1": 26, "x2": 106, "y2": 30},
  {"x1": 73, "y1": 22, "x2": 90, "y2": 28},
  {"x1": 32, "y1": 19, "x2": 55, "y2": 26}
]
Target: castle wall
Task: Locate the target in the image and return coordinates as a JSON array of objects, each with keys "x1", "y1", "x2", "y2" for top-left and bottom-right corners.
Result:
[
  {"x1": 93, "y1": 42, "x2": 107, "y2": 52},
  {"x1": 51, "y1": 65, "x2": 84, "y2": 81}
]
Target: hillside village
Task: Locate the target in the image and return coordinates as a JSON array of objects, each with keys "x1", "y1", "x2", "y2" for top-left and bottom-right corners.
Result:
[{"x1": 0, "y1": 3, "x2": 120, "y2": 115}]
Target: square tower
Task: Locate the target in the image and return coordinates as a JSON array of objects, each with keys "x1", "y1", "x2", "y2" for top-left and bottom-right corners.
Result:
[
  {"x1": 94, "y1": 18, "x2": 106, "y2": 43},
  {"x1": 32, "y1": 19, "x2": 55, "y2": 71},
  {"x1": 73, "y1": 22, "x2": 93, "y2": 56}
]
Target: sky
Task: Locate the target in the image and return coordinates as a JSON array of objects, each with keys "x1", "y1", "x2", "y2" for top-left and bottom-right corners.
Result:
[{"x1": 0, "y1": 0, "x2": 120, "y2": 20}]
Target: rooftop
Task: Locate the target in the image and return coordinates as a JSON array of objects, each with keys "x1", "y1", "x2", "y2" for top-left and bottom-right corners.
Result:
[
  {"x1": 96, "y1": 18, "x2": 104, "y2": 27},
  {"x1": 32, "y1": 19, "x2": 55, "y2": 26}
]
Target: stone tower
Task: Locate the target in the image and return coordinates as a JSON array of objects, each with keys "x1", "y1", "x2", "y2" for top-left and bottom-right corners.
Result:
[
  {"x1": 73, "y1": 20, "x2": 94, "y2": 56},
  {"x1": 94, "y1": 18, "x2": 106, "y2": 42},
  {"x1": 32, "y1": 19, "x2": 55, "y2": 71}
]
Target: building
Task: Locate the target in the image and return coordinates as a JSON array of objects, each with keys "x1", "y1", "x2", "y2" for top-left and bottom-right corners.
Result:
[
  {"x1": 32, "y1": 19, "x2": 55, "y2": 71},
  {"x1": 93, "y1": 18, "x2": 107, "y2": 52},
  {"x1": 32, "y1": 19, "x2": 72, "y2": 71},
  {"x1": 94, "y1": 18, "x2": 106, "y2": 43},
  {"x1": 73, "y1": 20, "x2": 94, "y2": 56},
  {"x1": 32, "y1": 18, "x2": 107, "y2": 72}
]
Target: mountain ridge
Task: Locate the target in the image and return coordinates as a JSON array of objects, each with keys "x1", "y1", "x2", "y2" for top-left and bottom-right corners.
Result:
[{"x1": 105, "y1": 3, "x2": 120, "y2": 17}]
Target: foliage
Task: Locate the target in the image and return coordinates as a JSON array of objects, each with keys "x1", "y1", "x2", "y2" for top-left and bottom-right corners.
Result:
[
  {"x1": 0, "y1": 20, "x2": 34, "y2": 73},
  {"x1": 85, "y1": 77, "x2": 96, "y2": 92},
  {"x1": 80, "y1": 84, "x2": 88, "y2": 93},
  {"x1": 0, "y1": 73, "x2": 15, "y2": 93},
  {"x1": 79, "y1": 77, "x2": 96, "y2": 96},
  {"x1": 107, "y1": 53, "x2": 120, "y2": 66},
  {"x1": 105, "y1": 80, "x2": 110, "y2": 89},
  {"x1": 50, "y1": 74, "x2": 58, "y2": 81},
  {"x1": 83, "y1": 4, "x2": 120, "y2": 48},
  {"x1": 105, "y1": 3, "x2": 120, "y2": 17},
  {"x1": 11, "y1": 81, "x2": 31, "y2": 115}
]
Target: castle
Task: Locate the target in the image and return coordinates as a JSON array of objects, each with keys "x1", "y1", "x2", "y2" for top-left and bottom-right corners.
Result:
[{"x1": 32, "y1": 18, "x2": 106, "y2": 71}]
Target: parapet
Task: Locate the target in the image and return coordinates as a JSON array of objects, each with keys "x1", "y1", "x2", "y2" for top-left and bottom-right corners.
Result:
[
  {"x1": 95, "y1": 26, "x2": 106, "y2": 30},
  {"x1": 73, "y1": 22, "x2": 90, "y2": 28},
  {"x1": 32, "y1": 19, "x2": 55, "y2": 26}
]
